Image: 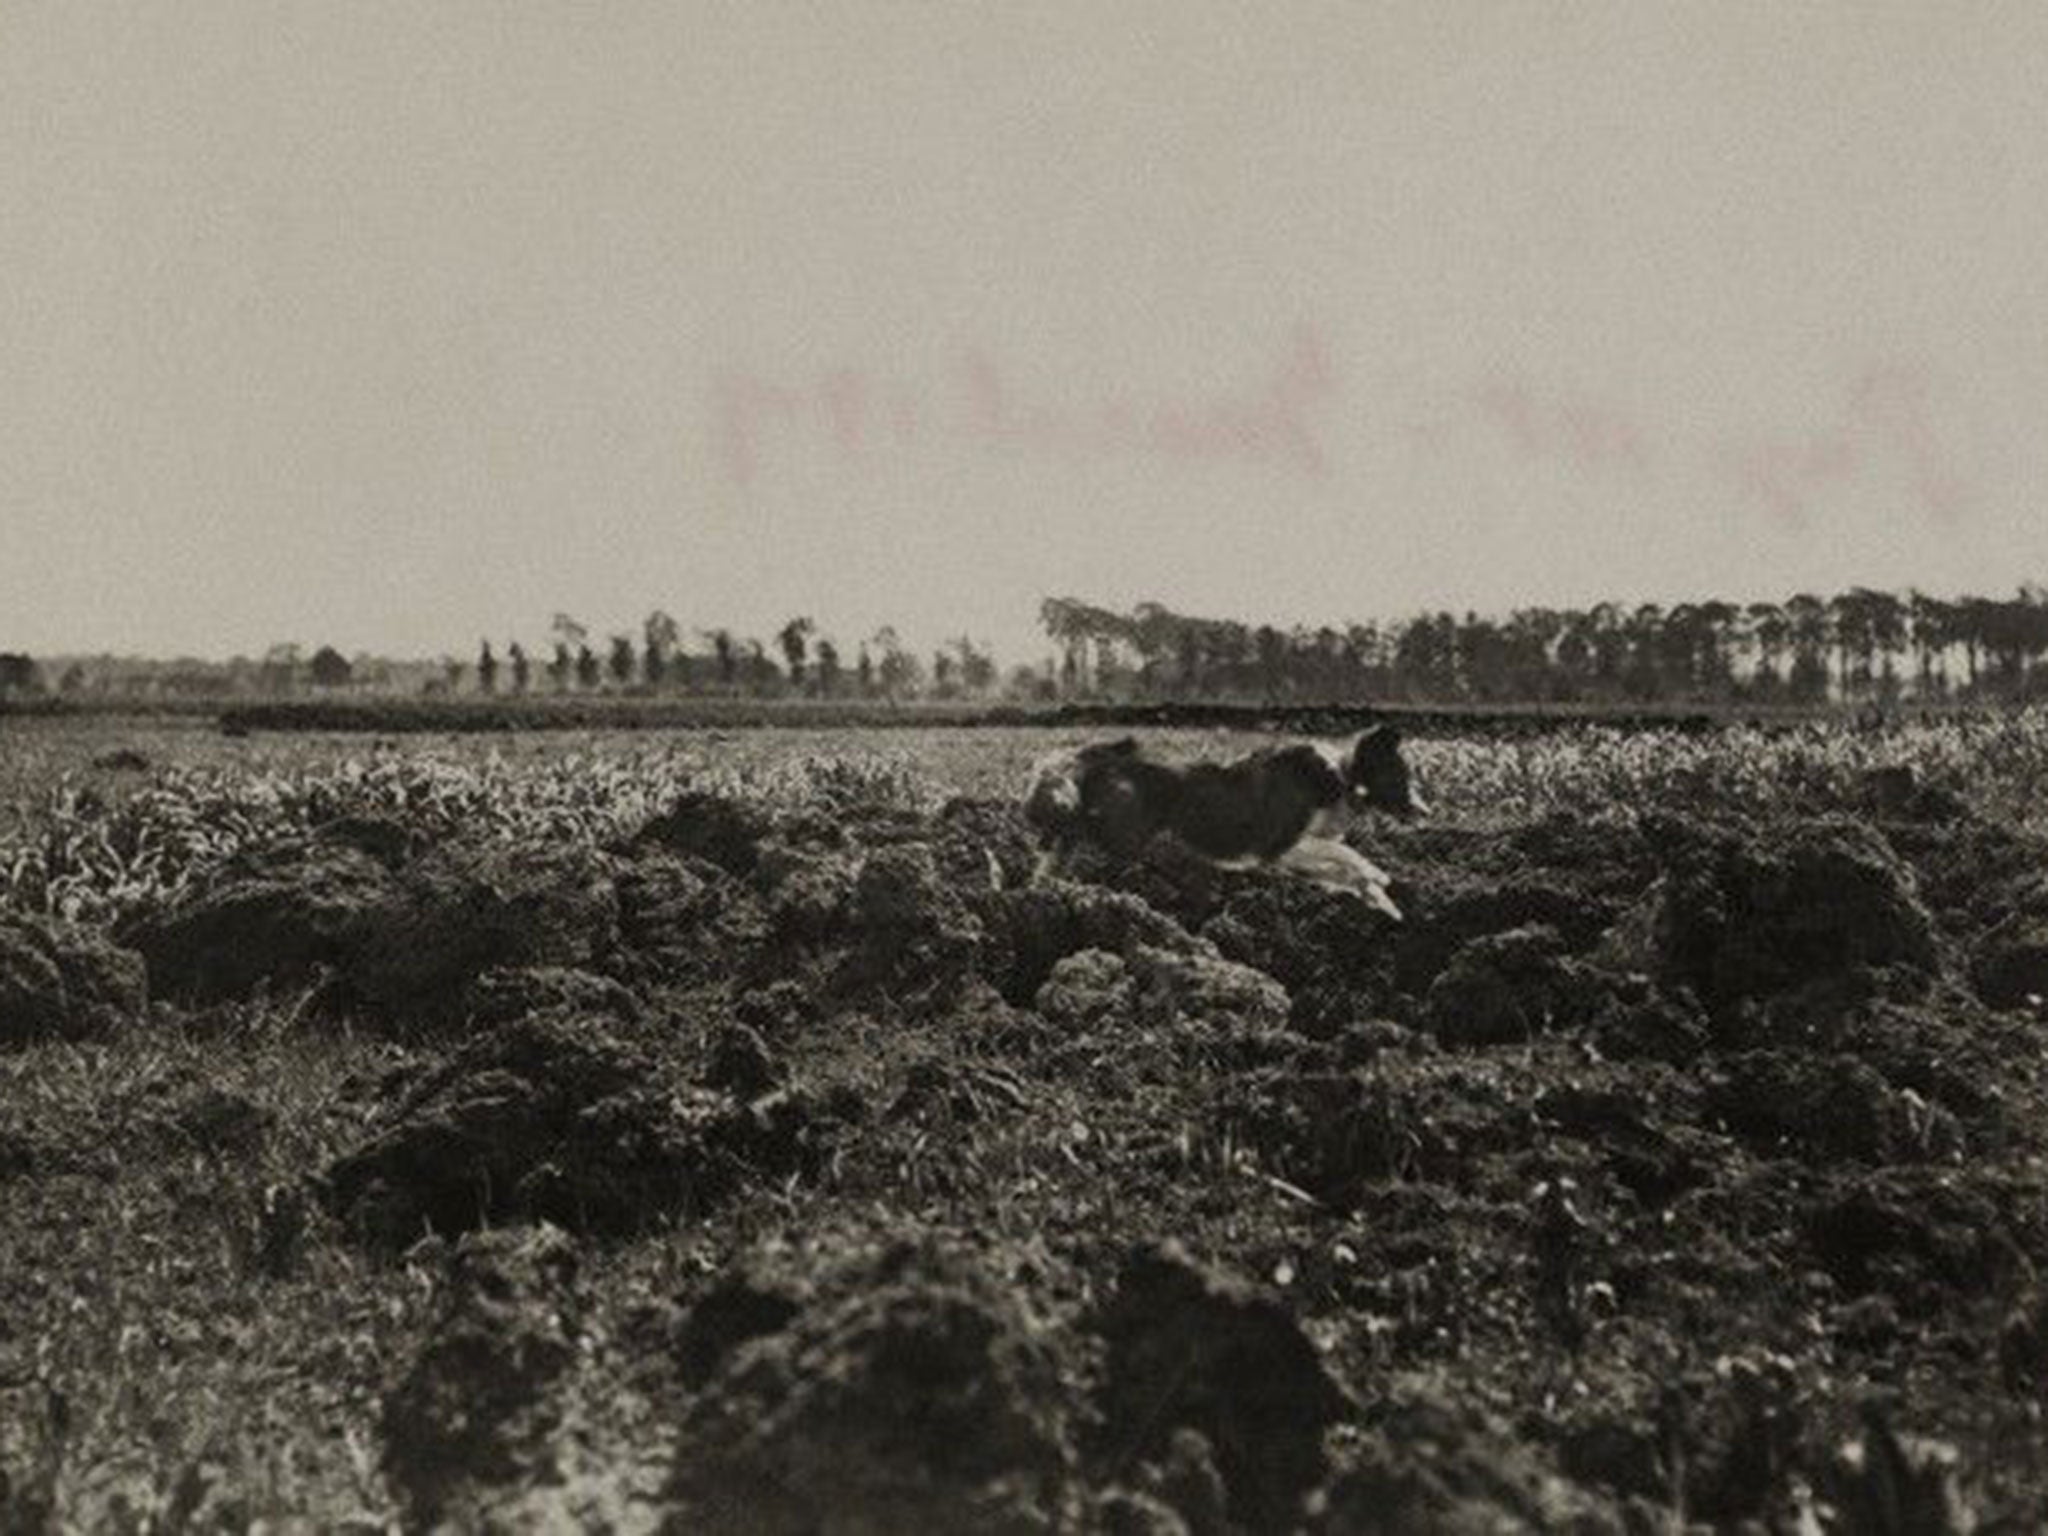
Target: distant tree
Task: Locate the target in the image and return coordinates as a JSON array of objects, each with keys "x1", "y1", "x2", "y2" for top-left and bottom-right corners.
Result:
[
  {"x1": 777, "y1": 617, "x2": 815, "y2": 693},
  {"x1": 549, "y1": 614, "x2": 588, "y2": 691},
  {"x1": 477, "y1": 641, "x2": 498, "y2": 696},
  {"x1": 1008, "y1": 662, "x2": 1056, "y2": 702},
  {"x1": 873, "y1": 627, "x2": 920, "y2": 699},
  {"x1": 930, "y1": 648, "x2": 956, "y2": 697},
  {"x1": 1746, "y1": 601, "x2": 1790, "y2": 694},
  {"x1": 1252, "y1": 625, "x2": 1289, "y2": 699},
  {"x1": 608, "y1": 635, "x2": 636, "y2": 688},
  {"x1": 58, "y1": 663, "x2": 86, "y2": 695},
  {"x1": 643, "y1": 611, "x2": 680, "y2": 689},
  {"x1": 815, "y1": 638, "x2": 842, "y2": 698},
  {"x1": 1830, "y1": 588, "x2": 1900, "y2": 700},
  {"x1": 1040, "y1": 597, "x2": 1096, "y2": 695},
  {"x1": 0, "y1": 653, "x2": 41, "y2": 695},
  {"x1": 575, "y1": 644, "x2": 602, "y2": 690},
  {"x1": 442, "y1": 655, "x2": 465, "y2": 693},
  {"x1": 701, "y1": 629, "x2": 738, "y2": 692},
  {"x1": 1695, "y1": 601, "x2": 1741, "y2": 696},
  {"x1": 309, "y1": 645, "x2": 352, "y2": 690},
  {"x1": 508, "y1": 642, "x2": 530, "y2": 694},
  {"x1": 956, "y1": 636, "x2": 997, "y2": 694},
  {"x1": 856, "y1": 644, "x2": 875, "y2": 698},
  {"x1": 1784, "y1": 593, "x2": 1833, "y2": 703},
  {"x1": 741, "y1": 639, "x2": 781, "y2": 695},
  {"x1": 1907, "y1": 591, "x2": 1951, "y2": 697}
]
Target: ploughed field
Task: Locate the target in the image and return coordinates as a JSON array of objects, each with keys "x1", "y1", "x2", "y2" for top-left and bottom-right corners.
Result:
[{"x1": 6, "y1": 713, "x2": 2048, "y2": 1531}]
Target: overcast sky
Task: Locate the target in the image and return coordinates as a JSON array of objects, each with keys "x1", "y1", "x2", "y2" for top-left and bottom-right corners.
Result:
[{"x1": 6, "y1": 2, "x2": 2047, "y2": 663}]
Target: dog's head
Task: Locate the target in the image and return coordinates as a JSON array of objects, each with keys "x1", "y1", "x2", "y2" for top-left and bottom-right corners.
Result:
[{"x1": 1345, "y1": 724, "x2": 1427, "y2": 818}]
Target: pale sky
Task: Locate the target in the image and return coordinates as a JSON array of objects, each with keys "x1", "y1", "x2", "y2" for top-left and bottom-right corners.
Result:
[{"x1": 5, "y1": 2, "x2": 2047, "y2": 663}]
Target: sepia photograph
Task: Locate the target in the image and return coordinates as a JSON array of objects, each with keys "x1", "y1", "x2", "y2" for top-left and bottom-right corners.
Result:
[{"x1": 4, "y1": 2, "x2": 2047, "y2": 1529}]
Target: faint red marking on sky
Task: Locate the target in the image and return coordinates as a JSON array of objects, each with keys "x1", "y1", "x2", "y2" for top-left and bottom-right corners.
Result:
[
  {"x1": 1468, "y1": 377, "x2": 1655, "y2": 479},
  {"x1": 1849, "y1": 363, "x2": 1971, "y2": 521},
  {"x1": 1721, "y1": 361, "x2": 1974, "y2": 525},
  {"x1": 712, "y1": 326, "x2": 1336, "y2": 487},
  {"x1": 962, "y1": 326, "x2": 1334, "y2": 473}
]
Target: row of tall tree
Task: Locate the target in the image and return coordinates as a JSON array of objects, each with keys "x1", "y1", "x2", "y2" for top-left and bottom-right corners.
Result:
[
  {"x1": 457, "y1": 613, "x2": 1003, "y2": 701},
  {"x1": 1039, "y1": 587, "x2": 2048, "y2": 704}
]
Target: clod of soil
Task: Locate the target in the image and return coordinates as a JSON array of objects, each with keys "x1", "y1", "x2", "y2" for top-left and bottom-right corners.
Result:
[
  {"x1": 1035, "y1": 950, "x2": 1135, "y2": 1031},
  {"x1": 1819, "y1": 1408, "x2": 1975, "y2": 1535},
  {"x1": 380, "y1": 1224, "x2": 581, "y2": 1529},
  {"x1": 629, "y1": 790, "x2": 774, "y2": 876},
  {"x1": 667, "y1": 1233, "x2": 1077, "y2": 1534},
  {"x1": 461, "y1": 965, "x2": 641, "y2": 1029},
  {"x1": 1092, "y1": 1242, "x2": 1352, "y2": 1531},
  {"x1": 1419, "y1": 924, "x2": 1608, "y2": 1046},
  {"x1": 1034, "y1": 945, "x2": 1291, "y2": 1037},
  {"x1": 321, "y1": 1010, "x2": 839, "y2": 1244},
  {"x1": 119, "y1": 834, "x2": 622, "y2": 1019},
  {"x1": 1128, "y1": 945, "x2": 1293, "y2": 1034},
  {"x1": 1703, "y1": 1050, "x2": 1961, "y2": 1163},
  {"x1": 752, "y1": 843, "x2": 858, "y2": 944},
  {"x1": 933, "y1": 796, "x2": 1044, "y2": 891},
  {"x1": 348, "y1": 841, "x2": 621, "y2": 1015},
  {"x1": 1056, "y1": 833, "x2": 1232, "y2": 931},
  {"x1": 1637, "y1": 813, "x2": 1941, "y2": 1013},
  {"x1": 613, "y1": 849, "x2": 770, "y2": 987},
  {"x1": 1856, "y1": 762, "x2": 1974, "y2": 826},
  {"x1": 832, "y1": 843, "x2": 989, "y2": 1001},
  {"x1": 985, "y1": 879, "x2": 1202, "y2": 1006},
  {"x1": 1202, "y1": 877, "x2": 1399, "y2": 1038},
  {"x1": 701, "y1": 1021, "x2": 781, "y2": 1097},
  {"x1": 118, "y1": 837, "x2": 398, "y2": 1003},
  {"x1": 1974, "y1": 918, "x2": 2048, "y2": 1009},
  {"x1": 140, "y1": 1080, "x2": 274, "y2": 1158},
  {"x1": 672, "y1": 1269, "x2": 809, "y2": 1387},
  {"x1": 732, "y1": 977, "x2": 819, "y2": 1040},
  {"x1": 1802, "y1": 1166, "x2": 2030, "y2": 1307},
  {"x1": 1319, "y1": 1385, "x2": 1618, "y2": 1534},
  {"x1": 310, "y1": 812, "x2": 423, "y2": 868},
  {"x1": 0, "y1": 908, "x2": 147, "y2": 1046},
  {"x1": 1392, "y1": 879, "x2": 1618, "y2": 995}
]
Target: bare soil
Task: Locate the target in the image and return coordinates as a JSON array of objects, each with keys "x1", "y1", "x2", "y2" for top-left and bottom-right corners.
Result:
[{"x1": 4, "y1": 745, "x2": 2046, "y2": 1531}]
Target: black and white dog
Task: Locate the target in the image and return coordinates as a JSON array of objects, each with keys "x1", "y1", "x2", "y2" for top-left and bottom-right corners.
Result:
[{"x1": 1023, "y1": 725, "x2": 1425, "y2": 919}]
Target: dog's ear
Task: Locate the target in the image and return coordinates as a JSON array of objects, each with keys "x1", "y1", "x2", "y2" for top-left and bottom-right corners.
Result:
[{"x1": 1350, "y1": 724, "x2": 1401, "y2": 776}]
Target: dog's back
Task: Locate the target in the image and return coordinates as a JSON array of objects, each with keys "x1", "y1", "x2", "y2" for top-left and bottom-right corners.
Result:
[{"x1": 1172, "y1": 745, "x2": 1346, "y2": 861}]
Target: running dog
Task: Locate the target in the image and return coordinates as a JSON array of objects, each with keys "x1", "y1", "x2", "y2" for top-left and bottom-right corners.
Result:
[{"x1": 1023, "y1": 725, "x2": 1424, "y2": 918}]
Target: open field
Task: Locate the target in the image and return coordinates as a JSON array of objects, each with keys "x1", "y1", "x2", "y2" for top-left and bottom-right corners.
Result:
[
  {"x1": 1, "y1": 690, "x2": 1887, "y2": 739},
  {"x1": 6, "y1": 710, "x2": 2048, "y2": 1530}
]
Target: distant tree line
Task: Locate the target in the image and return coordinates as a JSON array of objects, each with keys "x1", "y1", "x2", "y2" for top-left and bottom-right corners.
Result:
[
  {"x1": 1038, "y1": 587, "x2": 2048, "y2": 706},
  {"x1": 13, "y1": 645, "x2": 420, "y2": 701},
  {"x1": 15, "y1": 584, "x2": 2048, "y2": 709}
]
